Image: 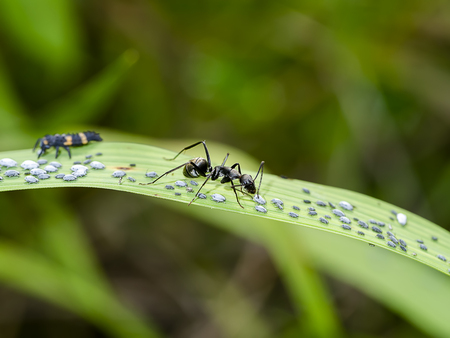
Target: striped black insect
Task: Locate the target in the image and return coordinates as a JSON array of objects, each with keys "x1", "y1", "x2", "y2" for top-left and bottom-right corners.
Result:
[{"x1": 33, "y1": 131, "x2": 102, "y2": 158}]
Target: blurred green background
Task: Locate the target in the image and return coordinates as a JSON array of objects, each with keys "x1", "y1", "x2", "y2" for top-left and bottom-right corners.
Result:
[{"x1": 0, "y1": 0, "x2": 449, "y2": 337}]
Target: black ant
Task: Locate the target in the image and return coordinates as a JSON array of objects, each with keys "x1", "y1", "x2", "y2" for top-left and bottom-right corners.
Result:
[
  {"x1": 140, "y1": 141, "x2": 264, "y2": 208},
  {"x1": 189, "y1": 153, "x2": 265, "y2": 208}
]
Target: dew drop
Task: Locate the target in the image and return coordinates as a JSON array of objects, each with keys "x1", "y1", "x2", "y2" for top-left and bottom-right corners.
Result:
[{"x1": 397, "y1": 213, "x2": 407, "y2": 226}]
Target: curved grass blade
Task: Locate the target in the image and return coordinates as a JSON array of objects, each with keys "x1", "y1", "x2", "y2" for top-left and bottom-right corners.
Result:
[{"x1": 1, "y1": 142, "x2": 449, "y2": 277}]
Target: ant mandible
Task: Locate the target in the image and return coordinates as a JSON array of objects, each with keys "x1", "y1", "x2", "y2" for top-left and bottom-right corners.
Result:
[{"x1": 139, "y1": 141, "x2": 265, "y2": 208}]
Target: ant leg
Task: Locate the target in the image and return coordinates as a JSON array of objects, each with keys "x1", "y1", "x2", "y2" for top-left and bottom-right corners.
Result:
[
  {"x1": 188, "y1": 174, "x2": 212, "y2": 206},
  {"x1": 54, "y1": 146, "x2": 60, "y2": 158},
  {"x1": 165, "y1": 141, "x2": 212, "y2": 171},
  {"x1": 230, "y1": 180, "x2": 244, "y2": 208},
  {"x1": 33, "y1": 138, "x2": 41, "y2": 152},
  {"x1": 63, "y1": 146, "x2": 72, "y2": 159},
  {"x1": 221, "y1": 153, "x2": 230, "y2": 166},
  {"x1": 254, "y1": 161, "x2": 265, "y2": 196},
  {"x1": 139, "y1": 162, "x2": 189, "y2": 185},
  {"x1": 230, "y1": 163, "x2": 242, "y2": 175}
]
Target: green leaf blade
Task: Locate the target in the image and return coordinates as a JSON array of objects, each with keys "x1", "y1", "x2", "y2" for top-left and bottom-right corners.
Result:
[{"x1": 1, "y1": 142, "x2": 450, "y2": 276}]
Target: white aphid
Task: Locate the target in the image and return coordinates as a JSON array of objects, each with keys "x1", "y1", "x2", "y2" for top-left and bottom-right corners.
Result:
[
  {"x1": 397, "y1": 213, "x2": 407, "y2": 226},
  {"x1": 21, "y1": 160, "x2": 39, "y2": 170},
  {"x1": 4, "y1": 170, "x2": 20, "y2": 177},
  {"x1": 25, "y1": 176, "x2": 39, "y2": 184},
  {"x1": 90, "y1": 161, "x2": 105, "y2": 169},
  {"x1": 63, "y1": 174, "x2": 77, "y2": 181},
  {"x1": 112, "y1": 170, "x2": 126, "y2": 178},
  {"x1": 0, "y1": 158, "x2": 17, "y2": 168},
  {"x1": 253, "y1": 195, "x2": 266, "y2": 205},
  {"x1": 72, "y1": 170, "x2": 87, "y2": 177},
  {"x1": 211, "y1": 194, "x2": 226, "y2": 202},
  {"x1": 44, "y1": 165, "x2": 58, "y2": 172},
  {"x1": 38, "y1": 174, "x2": 51, "y2": 180},
  {"x1": 49, "y1": 161, "x2": 62, "y2": 168},
  {"x1": 339, "y1": 201, "x2": 354, "y2": 211},
  {"x1": 71, "y1": 165, "x2": 88, "y2": 172},
  {"x1": 30, "y1": 168, "x2": 47, "y2": 176}
]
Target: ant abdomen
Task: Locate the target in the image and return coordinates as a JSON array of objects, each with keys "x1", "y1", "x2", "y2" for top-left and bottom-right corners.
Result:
[{"x1": 183, "y1": 157, "x2": 209, "y2": 178}]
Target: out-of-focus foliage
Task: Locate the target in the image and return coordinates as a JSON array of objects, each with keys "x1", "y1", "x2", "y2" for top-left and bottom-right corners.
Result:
[{"x1": 0, "y1": 0, "x2": 449, "y2": 337}]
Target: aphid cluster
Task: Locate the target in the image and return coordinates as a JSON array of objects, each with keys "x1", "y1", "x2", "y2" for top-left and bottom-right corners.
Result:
[{"x1": 33, "y1": 131, "x2": 102, "y2": 158}]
